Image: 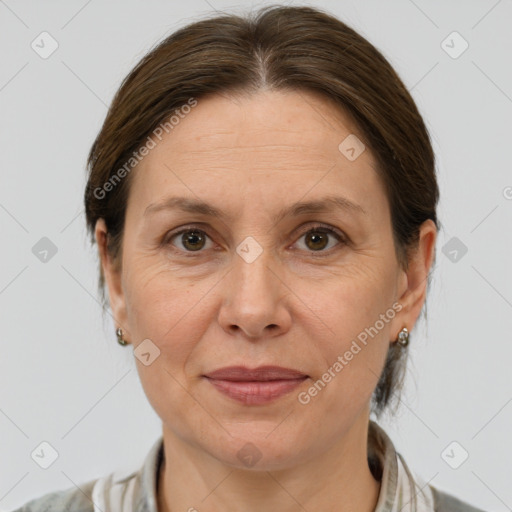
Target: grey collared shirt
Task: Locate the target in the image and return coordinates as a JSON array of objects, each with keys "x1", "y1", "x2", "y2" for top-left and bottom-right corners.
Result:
[{"x1": 10, "y1": 421, "x2": 486, "y2": 512}]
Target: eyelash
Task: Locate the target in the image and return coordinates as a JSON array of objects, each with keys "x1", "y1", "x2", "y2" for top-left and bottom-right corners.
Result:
[{"x1": 163, "y1": 223, "x2": 348, "y2": 257}]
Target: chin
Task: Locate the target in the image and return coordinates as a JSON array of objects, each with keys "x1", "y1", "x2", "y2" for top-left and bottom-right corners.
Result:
[{"x1": 204, "y1": 429, "x2": 312, "y2": 472}]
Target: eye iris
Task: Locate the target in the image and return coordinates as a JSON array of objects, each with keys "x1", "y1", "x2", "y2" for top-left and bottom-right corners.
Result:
[
  {"x1": 306, "y1": 231, "x2": 328, "y2": 251},
  {"x1": 176, "y1": 229, "x2": 334, "y2": 252},
  {"x1": 182, "y1": 231, "x2": 205, "y2": 251}
]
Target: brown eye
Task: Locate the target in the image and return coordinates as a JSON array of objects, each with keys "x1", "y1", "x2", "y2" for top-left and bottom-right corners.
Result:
[
  {"x1": 304, "y1": 231, "x2": 329, "y2": 251},
  {"x1": 295, "y1": 226, "x2": 344, "y2": 253},
  {"x1": 181, "y1": 231, "x2": 206, "y2": 251},
  {"x1": 168, "y1": 229, "x2": 212, "y2": 252}
]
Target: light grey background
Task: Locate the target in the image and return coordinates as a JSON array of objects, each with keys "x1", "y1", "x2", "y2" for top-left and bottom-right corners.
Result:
[{"x1": 1, "y1": 0, "x2": 511, "y2": 510}]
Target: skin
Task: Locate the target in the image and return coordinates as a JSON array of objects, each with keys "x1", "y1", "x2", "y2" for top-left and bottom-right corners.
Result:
[{"x1": 95, "y1": 89, "x2": 436, "y2": 512}]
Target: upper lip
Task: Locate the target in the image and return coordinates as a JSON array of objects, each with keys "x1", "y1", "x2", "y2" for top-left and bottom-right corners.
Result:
[{"x1": 203, "y1": 365, "x2": 308, "y2": 381}]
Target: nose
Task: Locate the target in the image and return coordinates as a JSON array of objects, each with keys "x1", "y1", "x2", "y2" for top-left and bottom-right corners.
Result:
[{"x1": 217, "y1": 243, "x2": 292, "y2": 340}]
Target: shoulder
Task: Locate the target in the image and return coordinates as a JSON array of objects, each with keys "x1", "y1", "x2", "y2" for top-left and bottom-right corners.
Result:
[
  {"x1": 430, "y1": 485, "x2": 488, "y2": 512},
  {"x1": 10, "y1": 436, "x2": 163, "y2": 512},
  {"x1": 8, "y1": 478, "x2": 96, "y2": 512}
]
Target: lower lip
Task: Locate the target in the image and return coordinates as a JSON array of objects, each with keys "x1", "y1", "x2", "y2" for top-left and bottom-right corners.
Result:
[{"x1": 205, "y1": 377, "x2": 308, "y2": 405}]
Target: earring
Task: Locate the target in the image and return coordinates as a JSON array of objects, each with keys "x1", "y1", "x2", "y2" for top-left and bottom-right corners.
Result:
[
  {"x1": 396, "y1": 327, "x2": 409, "y2": 347},
  {"x1": 116, "y1": 327, "x2": 128, "y2": 346}
]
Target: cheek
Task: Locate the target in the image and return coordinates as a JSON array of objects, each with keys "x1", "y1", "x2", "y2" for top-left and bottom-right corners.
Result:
[
  {"x1": 124, "y1": 261, "x2": 213, "y2": 430},
  {"x1": 122, "y1": 256, "x2": 209, "y2": 364},
  {"x1": 125, "y1": 251, "x2": 203, "y2": 322},
  {"x1": 292, "y1": 261, "x2": 395, "y2": 406},
  {"x1": 293, "y1": 255, "x2": 395, "y2": 337},
  {"x1": 299, "y1": 306, "x2": 389, "y2": 421}
]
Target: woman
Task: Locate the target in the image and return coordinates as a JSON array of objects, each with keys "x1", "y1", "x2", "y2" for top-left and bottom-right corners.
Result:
[{"x1": 14, "y1": 5, "x2": 486, "y2": 512}]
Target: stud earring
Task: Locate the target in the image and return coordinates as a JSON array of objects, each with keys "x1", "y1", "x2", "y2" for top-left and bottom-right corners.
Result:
[
  {"x1": 396, "y1": 327, "x2": 409, "y2": 347},
  {"x1": 116, "y1": 327, "x2": 128, "y2": 346}
]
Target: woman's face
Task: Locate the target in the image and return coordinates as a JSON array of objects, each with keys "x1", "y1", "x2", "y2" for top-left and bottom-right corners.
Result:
[{"x1": 98, "y1": 89, "x2": 435, "y2": 470}]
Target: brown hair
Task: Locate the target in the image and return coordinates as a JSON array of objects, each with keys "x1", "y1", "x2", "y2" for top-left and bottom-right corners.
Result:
[{"x1": 84, "y1": 4, "x2": 439, "y2": 417}]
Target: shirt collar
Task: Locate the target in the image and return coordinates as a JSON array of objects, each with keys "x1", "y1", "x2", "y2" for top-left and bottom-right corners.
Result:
[
  {"x1": 368, "y1": 420, "x2": 435, "y2": 512},
  {"x1": 133, "y1": 420, "x2": 432, "y2": 512},
  {"x1": 134, "y1": 435, "x2": 164, "y2": 512},
  {"x1": 369, "y1": 419, "x2": 401, "y2": 511}
]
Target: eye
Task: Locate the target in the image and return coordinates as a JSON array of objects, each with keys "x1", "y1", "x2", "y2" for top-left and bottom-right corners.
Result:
[
  {"x1": 293, "y1": 225, "x2": 345, "y2": 253},
  {"x1": 166, "y1": 227, "x2": 214, "y2": 252},
  {"x1": 164, "y1": 224, "x2": 346, "y2": 255}
]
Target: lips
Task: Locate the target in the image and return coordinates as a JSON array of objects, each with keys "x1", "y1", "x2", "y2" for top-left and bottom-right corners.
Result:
[
  {"x1": 203, "y1": 366, "x2": 308, "y2": 405},
  {"x1": 204, "y1": 365, "x2": 307, "y2": 381}
]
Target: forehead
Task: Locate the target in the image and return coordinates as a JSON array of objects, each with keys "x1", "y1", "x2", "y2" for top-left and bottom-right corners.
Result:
[
  {"x1": 129, "y1": 89, "x2": 386, "y2": 219},
  {"x1": 161, "y1": 89, "x2": 364, "y2": 155}
]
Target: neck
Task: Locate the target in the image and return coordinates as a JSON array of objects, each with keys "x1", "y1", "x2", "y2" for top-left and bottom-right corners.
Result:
[{"x1": 157, "y1": 413, "x2": 381, "y2": 512}]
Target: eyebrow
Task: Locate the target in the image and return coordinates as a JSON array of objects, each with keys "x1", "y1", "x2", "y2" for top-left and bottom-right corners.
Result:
[{"x1": 143, "y1": 195, "x2": 367, "y2": 223}]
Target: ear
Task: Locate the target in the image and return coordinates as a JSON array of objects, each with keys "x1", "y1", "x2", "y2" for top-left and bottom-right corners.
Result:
[
  {"x1": 391, "y1": 219, "x2": 437, "y2": 342},
  {"x1": 94, "y1": 218, "x2": 129, "y2": 342}
]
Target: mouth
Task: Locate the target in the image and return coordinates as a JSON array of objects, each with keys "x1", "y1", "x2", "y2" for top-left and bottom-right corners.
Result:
[{"x1": 203, "y1": 365, "x2": 309, "y2": 405}]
